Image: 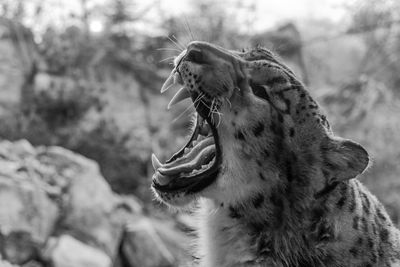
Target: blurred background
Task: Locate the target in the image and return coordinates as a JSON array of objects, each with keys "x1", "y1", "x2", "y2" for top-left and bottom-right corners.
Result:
[{"x1": 0, "y1": 0, "x2": 399, "y2": 266}]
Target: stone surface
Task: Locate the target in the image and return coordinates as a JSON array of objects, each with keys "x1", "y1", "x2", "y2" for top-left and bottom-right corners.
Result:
[
  {"x1": 0, "y1": 140, "x2": 140, "y2": 264},
  {"x1": 0, "y1": 139, "x2": 191, "y2": 267},
  {"x1": 37, "y1": 145, "x2": 129, "y2": 256},
  {"x1": 0, "y1": 140, "x2": 59, "y2": 264},
  {"x1": 44, "y1": 235, "x2": 111, "y2": 267},
  {"x1": 120, "y1": 217, "x2": 191, "y2": 267}
]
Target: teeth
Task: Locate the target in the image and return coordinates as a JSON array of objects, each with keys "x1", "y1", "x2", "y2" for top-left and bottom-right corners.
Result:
[
  {"x1": 167, "y1": 87, "x2": 191, "y2": 109},
  {"x1": 161, "y1": 71, "x2": 176, "y2": 93},
  {"x1": 199, "y1": 123, "x2": 210, "y2": 136},
  {"x1": 155, "y1": 173, "x2": 172, "y2": 186},
  {"x1": 174, "y1": 72, "x2": 183, "y2": 85},
  {"x1": 151, "y1": 153, "x2": 163, "y2": 170}
]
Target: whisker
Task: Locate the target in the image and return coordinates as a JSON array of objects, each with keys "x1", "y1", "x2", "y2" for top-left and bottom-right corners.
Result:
[
  {"x1": 156, "y1": 48, "x2": 181, "y2": 52},
  {"x1": 184, "y1": 16, "x2": 195, "y2": 41},
  {"x1": 159, "y1": 56, "x2": 176, "y2": 63},
  {"x1": 167, "y1": 36, "x2": 185, "y2": 51},
  {"x1": 208, "y1": 98, "x2": 216, "y2": 117},
  {"x1": 225, "y1": 97, "x2": 232, "y2": 109},
  {"x1": 171, "y1": 34, "x2": 187, "y2": 49},
  {"x1": 214, "y1": 108, "x2": 223, "y2": 128}
]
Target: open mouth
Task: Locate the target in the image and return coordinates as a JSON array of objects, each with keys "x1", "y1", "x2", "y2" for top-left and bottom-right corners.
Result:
[{"x1": 151, "y1": 72, "x2": 222, "y2": 194}]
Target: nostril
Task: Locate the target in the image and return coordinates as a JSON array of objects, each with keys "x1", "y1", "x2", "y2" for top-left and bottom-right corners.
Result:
[{"x1": 185, "y1": 49, "x2": 205, "y2": 64}]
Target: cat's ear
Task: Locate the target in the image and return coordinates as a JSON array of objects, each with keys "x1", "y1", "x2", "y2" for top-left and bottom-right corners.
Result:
[{"x1": 321, "y1": 137, "x2": 369, "y2": 182}]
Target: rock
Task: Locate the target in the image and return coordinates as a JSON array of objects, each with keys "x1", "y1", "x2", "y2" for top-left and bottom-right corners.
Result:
[
  {"x1": 0, "y1": 141, "x2": 59, "y2": 264},
  {"x1": 0, "y1": 258, "x2": 19, "y2": 267},
  {"x1": 0, "y1": 140, "x2": 142, "y2": 264},
  {"x1": 37, "y1": 146, "x2": 136, "y2": 256},
  {"x1": 44, "y1": 235, "x2": 111, "y2": 267},
  {"x1": 120, "y1": 217, "x2": 191, "y2": 267},
  {"x1": 0, "y1": 231, "x2": 39, "y2": 265},
  {"x1": 0, "y1": 139, "x2": 191, "y2": 267}
]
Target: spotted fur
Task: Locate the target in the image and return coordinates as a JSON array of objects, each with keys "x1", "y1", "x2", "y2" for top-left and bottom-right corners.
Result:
[{"x1": 159, "y1": 42, "x2": 400, "y2": 267}]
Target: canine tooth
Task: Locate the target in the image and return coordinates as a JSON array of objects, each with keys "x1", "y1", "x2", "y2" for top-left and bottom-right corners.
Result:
[
  {"x1": 161, "y1": 71, "x2": 175, "y2": 93},
  {"x1": 151, "y1": 153, "x2": 162, "y2": 170},
  {"x1": 199, "y1": 123, "x2": 210, "y2": 136},
  {"x1": 174, "y1": 72, "x2": 183, "y2": 85},
  {"x1": 167, "y1": 87, "x2": 191, "y2": 109},
  {"x1": 155, "y1": 174, "x2": 171, "y2": 186}
]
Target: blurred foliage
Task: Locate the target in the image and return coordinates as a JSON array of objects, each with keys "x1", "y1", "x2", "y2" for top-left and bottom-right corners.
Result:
[{"x1": 0, "y1": 0, "x2": 399, "y2": 220}]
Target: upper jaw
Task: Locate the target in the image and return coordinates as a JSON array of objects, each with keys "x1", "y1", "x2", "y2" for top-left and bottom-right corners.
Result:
[{"x1": 151, "y1": 63, "x2": 223, "y2": 196}]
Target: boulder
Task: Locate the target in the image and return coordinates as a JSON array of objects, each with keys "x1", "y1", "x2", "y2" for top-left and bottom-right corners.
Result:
[
  {"x1": 0, "y1": 139, "x2": 191, "y2": 267},
  {"x1": 0, "y1": 140, "x2": 59, "y2": 264},
  {"x1": 37, "y1": 145, "x2": 132, "y2": 255},
  {"x1": 0, "y1": 139, "x2": 141, "y2": 264},
  {"x1": 120, "y1": 217, "x2": 191, "y2": 267},
  {"x1": 44, "y1": 235, "x2": 111, "y2": 267}
]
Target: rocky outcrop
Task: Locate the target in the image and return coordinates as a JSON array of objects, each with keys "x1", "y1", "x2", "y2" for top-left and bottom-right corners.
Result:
[{"x1": 0, "y1": 139, "x2": 191, "y2": 267}]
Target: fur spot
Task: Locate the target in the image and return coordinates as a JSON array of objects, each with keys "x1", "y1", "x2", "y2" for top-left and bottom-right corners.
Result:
[
  {"x1": 361, "y1": 217, "x2": 368, "y2": 233},
  {"x1": 305, "y1": 153, "x2": 315, "y2": 166},
  {"x1": 234, "y1": 130, "x2": 245, "y2": 141},
  {"x1": 289, "y1": 127, "x2": 295, "y2": 137},
  {"x1": 270, "y1": 192, "x2": 284, "y2": 226},
  {"x1": 336, "y1": 183, "x2": 348, "y2": 209},
  {"x1": 367, "y1": 237, "x2": 374, "y2": 248},
  {"x1": 285, "y1": 160, "x2": 294, "y2": 182},
  {"x1": 311, "y1": 207, "x2": 325, "y2": 224},
  {"x1": 349, "y1": 247, "x2": 358, "y2": 257},
  {"x1": 253, "y1": 122, "x2": 265, "y2": 137},
  {"x1": 254, "y1": 233, "x2": 272, "y2": 255},
  {"x1": 372, "y1": 222, "x2": 377, "y2": 235},
  {"x1": 277, "y1": 113, "x2": 284, "y2": 123},
  {"x1": 252, "y1": 194, "x2": 265, "y2": 208},
  {"x1": 353, "y1": 216, "x2": 359, "y2": 230},
  {"x1": 371, "y1": 251, "x2": 378, "y2": 263},
  {"x1": 377, "y1": 208, "x2": 387, "y2": 222},
  {"x1": 317, "y1": 221, "x2": 335, "y2": 242},
  {"x1": 267, "y1": 75, "x2": 288, "y2": 86},
  {"x1": 322, "y1": 254, "x2": 336, "y2": 265},
  {"x1": 349, "y1": 186, "x2": 356, "y2": 212},
  {"x1": 229, "y1": 206, "x2": 241, "y2": 219},
  {"x1": 274, "y1": 140, "x2": 284, "y2": 162},
  {"x1": 362, "y1": 192, "x2": 371, "y2": 214},
  {"x1": 380, "y1": 229, "x2": 389, "y2": 242}
]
